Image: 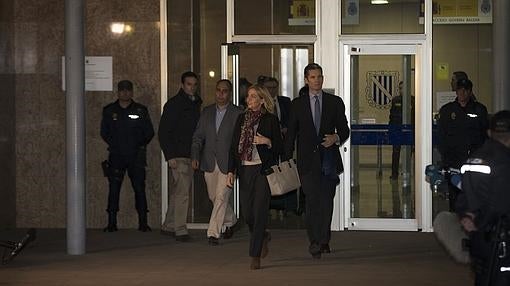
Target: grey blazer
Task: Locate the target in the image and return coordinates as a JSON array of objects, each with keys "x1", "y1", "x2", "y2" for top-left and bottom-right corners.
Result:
[{"x1": 191, "y1": 103, "x2": 243, "y2": 173}]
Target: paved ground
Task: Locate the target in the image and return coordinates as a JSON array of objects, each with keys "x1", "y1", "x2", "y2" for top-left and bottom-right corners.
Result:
[{"x1": 0, "y1": 228, "x2": 473, "y2": 286}]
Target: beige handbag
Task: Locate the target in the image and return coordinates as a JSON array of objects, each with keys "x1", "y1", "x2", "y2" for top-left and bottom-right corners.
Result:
[{"x1": 265, "y1": 159, "x2": 301, "y2": 196}]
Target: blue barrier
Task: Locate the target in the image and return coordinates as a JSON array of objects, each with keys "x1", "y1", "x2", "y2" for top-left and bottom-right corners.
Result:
[{"x1": 351, "y1": 124, "x2": 414, "y2": 145}]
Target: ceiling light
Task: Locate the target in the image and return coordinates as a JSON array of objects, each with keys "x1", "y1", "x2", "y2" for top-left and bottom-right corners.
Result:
[{"x1": 371, "y1": 0, "x2": 389, "y2": 4}]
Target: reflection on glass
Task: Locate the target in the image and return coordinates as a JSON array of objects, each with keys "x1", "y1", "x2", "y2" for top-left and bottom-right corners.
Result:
[
  {"x1": 235, "y1": 0, "x2": 315, "y2": 35},
  {"x1": 232, "y1": 44, "x2": 313, "y2": 99},
  {"x1": 350, "y1": 55, "x2": 416, "y2": 219},
  {"x1": 341, "y1": 0, "x2": 424, "y2": 34}
]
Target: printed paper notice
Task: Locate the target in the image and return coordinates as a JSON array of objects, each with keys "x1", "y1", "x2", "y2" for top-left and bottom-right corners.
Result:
[
  {"x1": 436, "y1": 63, "x2": 449, "y2": 81},
  {"x1": 437, "y1": 91, "x2": 457, "y2": 110},
  {"x1": 62, "y1": 56, "x2": 113, "y2": 91}
]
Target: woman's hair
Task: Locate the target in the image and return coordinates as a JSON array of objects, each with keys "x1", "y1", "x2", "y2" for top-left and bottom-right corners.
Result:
[{"x1": 247, "y1": 84, "x2": 274, "y2": 114}]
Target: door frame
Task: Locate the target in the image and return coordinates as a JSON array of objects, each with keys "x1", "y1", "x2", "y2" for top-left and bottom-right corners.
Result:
[
  {"x1": 340, "y1": 38, "x2": 432, "y2": 231},
  {"x1": 160, "y1": 0, "x2": 434, "y2": 231}
]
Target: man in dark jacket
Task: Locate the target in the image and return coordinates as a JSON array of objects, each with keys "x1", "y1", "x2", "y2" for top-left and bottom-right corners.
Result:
[
  {"x1": 158, "y1": 71, "x2": 202, "y2": 242},
  {"x1": 100, "y1": 80, "x2": 154, "y2": 232},
  {"x1": 457, "y1": 110, "x2": 510, "y2": 286},
  {"x1": 438, "y1": 78, "x2": 488, "y2": 210},
  {"x1": 284, "y1": 63, "x2": 350, "y2": 259},
  {"x1": 258, "y1": 76, "x2": 291, "y2": 134}
]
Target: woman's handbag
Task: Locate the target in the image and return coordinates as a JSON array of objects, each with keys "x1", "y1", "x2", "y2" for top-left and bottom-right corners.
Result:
[{"x1": 264, "y1": 159, "x2": 301, "y2": 196}]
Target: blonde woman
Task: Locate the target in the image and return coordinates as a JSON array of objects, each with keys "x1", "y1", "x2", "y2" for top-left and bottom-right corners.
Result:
[{"x1": 227, "y1": 84, "x2": 282, "y2": 270}]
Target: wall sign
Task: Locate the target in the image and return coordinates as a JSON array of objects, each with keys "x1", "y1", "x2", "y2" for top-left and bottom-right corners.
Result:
[
  {"x1": 62, "y1": 56, "x2": 113, "y2": 91},
  {"x1": 433, "y1": 0, "x2": 492, "y2": 24}
]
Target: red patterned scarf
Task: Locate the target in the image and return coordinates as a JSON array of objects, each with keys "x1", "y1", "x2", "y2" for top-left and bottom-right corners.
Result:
[{"x1": 238, "y1": 110, "x2": 262, "y2": 161}]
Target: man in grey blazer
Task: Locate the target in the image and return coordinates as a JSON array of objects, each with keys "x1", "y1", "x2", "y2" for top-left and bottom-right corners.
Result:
[{"x1": 191, "y1": 79, "x2": 243, "y2": 245}]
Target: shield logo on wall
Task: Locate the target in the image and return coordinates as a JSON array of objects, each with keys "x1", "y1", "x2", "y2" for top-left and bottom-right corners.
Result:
[{"x1": 366, "y1": 71, "x2": 399, "y2": 109}]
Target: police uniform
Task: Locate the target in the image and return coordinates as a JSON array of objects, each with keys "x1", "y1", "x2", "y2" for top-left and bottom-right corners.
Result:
[
  {"x1": 438, "y1": 79, "x2": 488, "y2": 211},
  {"x1": 100, "y1": 83, "x2": 154, "y2": 232},
  {"x1": 458, "y1": 111, "x2": 510, "y2": 286},
  {"x1": 438, "y1": 98, "x2": 488, "y2": 169}
]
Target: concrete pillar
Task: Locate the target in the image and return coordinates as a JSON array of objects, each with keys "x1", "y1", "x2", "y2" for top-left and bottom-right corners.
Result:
[
  {"x1": 493, "y1": 0, "x2": 510, "y2": 111},
  {"x1": 65, "y1": 0, "x2": 86, "y2": 255}
]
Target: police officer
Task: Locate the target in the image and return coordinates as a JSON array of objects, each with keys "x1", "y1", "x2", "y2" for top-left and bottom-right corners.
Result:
[
  {"x1": 458, "y1": 110, "x2": 510, "y2": 286},
  {"x1": 438, "y1": 78, "x2": 488, "y2": 210},
  {"x1": 450, "y1": 71, "x2": 469, "y2": 91},
  {"x1": 100, "y1": 80, "x2": 155, "y2": 232}
]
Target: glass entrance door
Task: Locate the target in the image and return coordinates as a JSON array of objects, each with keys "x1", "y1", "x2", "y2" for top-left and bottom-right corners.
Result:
[
  {"x1": 344, "y1": 44, "x2": 419, "y2": 231},
  {"x1": 221, "y1": 43, "x2": 312, "y2": 229}
]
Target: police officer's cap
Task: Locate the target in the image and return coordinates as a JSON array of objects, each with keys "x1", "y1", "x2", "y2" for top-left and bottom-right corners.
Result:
[
  {"x1": 490, "y1": 110, "x2": 510, "y2": 133},
  {"x1": 118, "y1": 80, "x2": 133, "y2": 91},
  {"x1": 456, "y1": 78, "x2": 472, "y2": 90}
]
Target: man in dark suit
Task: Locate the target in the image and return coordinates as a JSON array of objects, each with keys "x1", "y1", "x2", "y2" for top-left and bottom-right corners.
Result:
[
  {"x1": 259, "y1": 76, "x2": 291, "y2": 135},
  {"x1": 191, "y1": 79, "x2": 243, "y2": 245},
  {"x1": 284, "y1": 63, "x2": 350, "y2": 259}
]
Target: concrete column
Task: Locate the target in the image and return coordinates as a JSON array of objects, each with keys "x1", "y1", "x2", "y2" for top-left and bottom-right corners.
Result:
[
  {"x1": 65, "y1": 0, "x2": 86, "y2": 255},
  {"x1": 493, "y1": 0, "x2": 510, "y2": 111}
]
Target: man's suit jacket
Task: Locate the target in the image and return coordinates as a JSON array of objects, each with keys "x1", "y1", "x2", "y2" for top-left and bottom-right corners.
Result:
[
  {"x1": 276, "y1": 96, "x2": 291, "y2": 129},
  {"x1": 284, "y1": 92, "x2": 350, "y2": 176},
  {"x1": 191, "y1": 103, "x2": 243, "y2": 174}
]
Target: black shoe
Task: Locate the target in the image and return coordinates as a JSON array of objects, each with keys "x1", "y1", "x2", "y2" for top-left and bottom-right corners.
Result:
[
  {"x1": 104, "y1": 211, "x2": 118, "y2": 232},
  {"x1": 320, "y1": 244, "x2": 331, "y2": 253},
  {"x1": 208, "y1": 236, "x2": 219, "y2": 246},
  {"x1": 138, "y1": 224, "x2": 152, "y2": 232},
  {"x1": 223, "y1": 227, "x2": 234, "y2": 239},
  {"x1": 309, "y1": 243, "x2": 321, "y2": 259},
  {"x1": 223, "y1": 222, "x2": 240, "y2": 239},
  {"x1": 137, "y1": 211, "x2": 151, "y2": 232},
  {"x1": 175, "y1": 234, "x2": 191, "y2": 242}
]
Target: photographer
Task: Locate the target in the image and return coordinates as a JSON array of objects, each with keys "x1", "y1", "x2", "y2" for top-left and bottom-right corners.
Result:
[{"x1": 457, "y1": 110, "x2": 510, "y2": 286}]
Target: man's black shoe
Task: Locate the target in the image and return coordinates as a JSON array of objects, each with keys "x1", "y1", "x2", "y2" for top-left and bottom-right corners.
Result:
[
  {"x1": 208, "y1": 237, "x2": 219, "y2": 246},
  {"x1": 223, "y1": 227, "x2": 234, "y2": 239},
  {"x1": 309, "y1": 243, "x2": 321, "y2": 259},
  {"x1": 175, "y1": 234, "x2": 191, "y2": 242},
  {"x1": 138, "y1": 224, "x2": 152, "y2": 232},
  {"x1": 320, "y1": 244, "x2": 331, "y2": 253}
]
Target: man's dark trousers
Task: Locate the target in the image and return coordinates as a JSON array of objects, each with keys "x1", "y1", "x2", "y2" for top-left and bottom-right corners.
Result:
[
  {"x1": 301, "y1": 153, "x2": 337, "y2": 253},
  {"x1": 107, "y1": 152, "x2": 148, "y2": 213}
]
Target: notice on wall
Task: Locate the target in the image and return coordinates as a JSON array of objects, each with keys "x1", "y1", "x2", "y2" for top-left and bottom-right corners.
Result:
[
  {"x1": 436, "y1": 63, "x2": 450, "y2": 81},
  {"x1": 437, "y1": 91, "x2": 457, "y2": 110},
  {"x1": 62, "y1": 56, "x2": 113, "y2": 91},
  {"x1": 288, "y1": 0, "x2": 315, "y2": 26},
  {"x1": 342, "y1": 0, "x2": 359, "y2": 26},
  {"x1": 433, "y1": 0, "x2": 492, "y2": 24}
]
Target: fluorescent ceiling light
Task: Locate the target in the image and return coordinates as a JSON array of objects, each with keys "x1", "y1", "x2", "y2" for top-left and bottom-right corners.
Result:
[{"x1": 371, "y1": 0, "x2": 389, "y2": 4}]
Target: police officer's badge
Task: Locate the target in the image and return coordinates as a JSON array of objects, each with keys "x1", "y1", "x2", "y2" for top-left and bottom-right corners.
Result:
[
  {"x1": 112, "y1": 113, "x2": 118, "y2": 120},
  {"x1": 450, "y1": 112, "x2": 456, "y2": 120}
]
